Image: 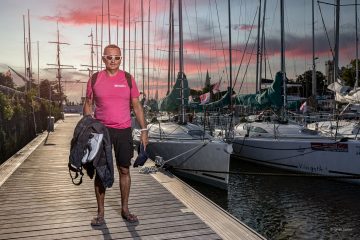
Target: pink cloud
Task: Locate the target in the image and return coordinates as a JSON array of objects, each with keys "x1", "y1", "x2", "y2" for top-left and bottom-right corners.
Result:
[
  {"x1": 233, "y1": 24, "x2": 257, "y2": 31},
  {"x1": 40, "y1": 0, "x2": 169, "y2": 28}
]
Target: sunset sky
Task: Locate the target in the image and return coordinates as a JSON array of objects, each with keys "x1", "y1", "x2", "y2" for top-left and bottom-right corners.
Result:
[{"x1": 0, "y1": 0, "x2": 358, "y2": 103}]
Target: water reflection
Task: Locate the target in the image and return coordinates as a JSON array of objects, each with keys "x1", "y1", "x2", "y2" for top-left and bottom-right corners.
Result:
[{"x1": 180, "y1": 156, "x2": 360, "y2": 239}]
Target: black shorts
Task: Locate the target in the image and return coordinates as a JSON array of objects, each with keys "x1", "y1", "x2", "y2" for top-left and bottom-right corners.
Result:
[{"x1": 107, "y1": 127, "x2": 134, "y2": 167}]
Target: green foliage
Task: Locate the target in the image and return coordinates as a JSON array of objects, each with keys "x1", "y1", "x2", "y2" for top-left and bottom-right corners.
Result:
[
  {"x1": 0, "y1": 89, "x2": 63, "y2": 164},
  {"x1": 340, "y1": 59, "x2": 359, "y2": 87},
  {"x1": 0, "y1": 92, "x2": 14, "y2": 120},
  {"x1": 295, "y1": 70, "x2": 326, "y2": 97},
  {"x1": 0, "y1": 72, "x2": 15, "y2": 88},
  {"x1": 39, "y1": 79, "x2": 53, "y2": 99}
]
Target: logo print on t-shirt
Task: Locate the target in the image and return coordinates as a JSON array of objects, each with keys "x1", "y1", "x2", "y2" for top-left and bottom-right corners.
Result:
[{"x1": 114, "y1": 84, "x2": 126, "y2": 88}]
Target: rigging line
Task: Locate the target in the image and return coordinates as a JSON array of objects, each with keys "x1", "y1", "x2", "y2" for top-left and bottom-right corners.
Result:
[
  {"x1": 184, "y1": 1, "x2": 202, "y2": 86},
  {"x1": 284, "y1": 0, "x2": 298, "y2": 76},
  {"x1": 171, "y1": 167, "x2": 360, "y2": 179},
  {"x1": 158, "y1": 0, "x2": 168, "y2": 90},
  {"x1": 209, "y1": 0, "x2": 221, "y2": 82},
  {"x1": 214, "y1": 0, "x2": 229, "y2": 85},
  {"x1": 263, "y1": 33, "x2": 273, "y2": 80},
  {"x1": 148, "y1": 122, "x2": 192, "y2": 138},
  {"x1": 317, "y1": 0, "x2": 335, "y2": 60},
  {"x1": 238, "y1": 39, "x2": 257, "y2": 93},
  {"x1": 234, "y1": 0, "x2": 244, "y2": 67},
  {"x1": 266, "y1": 53, "x2": 273, "y2": 82},
  {"x1": 269, "y1": 0, "x2": 279, "y2": 34},
  {"x1": 152, "y1": 0, "x2": 159, "y2": 92},
  {"x1": 233, "y1": 8, "x2": 259, "y2": 90},
  {"x1": 195, "y1": 0, "x2": 203, "y2": 86},
  {"x1": 163, "y1": 142, "x2": 209, "y2": 165}
]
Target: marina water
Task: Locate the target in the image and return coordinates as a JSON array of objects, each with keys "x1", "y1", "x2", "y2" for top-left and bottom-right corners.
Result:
[{"x1": 181, "y1": 156, "x2": 360, "y2": 239}]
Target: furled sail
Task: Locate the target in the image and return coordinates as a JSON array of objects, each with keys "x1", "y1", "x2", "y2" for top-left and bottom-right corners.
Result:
[
  {"x1": 159, "y1": 73, "x2": 190, "y2": 112},
  {"x1": 234, "y1": 71, "x2": 284, "y2": 109}
]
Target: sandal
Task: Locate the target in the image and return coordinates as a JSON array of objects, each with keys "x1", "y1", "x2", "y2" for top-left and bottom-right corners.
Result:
[
  {"x1": 121, "y1": 211, "x2": 138, "y2": 223},
  {"x1": 91, "y1": 216, "x2": 105, "y2": 226}
]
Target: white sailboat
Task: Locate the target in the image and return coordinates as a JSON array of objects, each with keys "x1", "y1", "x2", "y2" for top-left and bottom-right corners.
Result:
[
  {"x1": 133, "y1": 0, "x2": 232, "y2": 189},
  {"x1": 232, "y1": 0, "x2": 360, "y2": 184},
  {"x1": 307, "y1": 120, "x2": 360, "y2": 139},
  {"x1": 134, "y1": 123, "x2": 232, "y2": 189}
]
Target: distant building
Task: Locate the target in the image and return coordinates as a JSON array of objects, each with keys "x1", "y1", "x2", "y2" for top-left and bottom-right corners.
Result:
[
  {"x1": 325, "y1": 60, "x2": 334, "y2": 85},
  {"x1": 204, "y1": 70, "x2": 211, "y2": 89}
]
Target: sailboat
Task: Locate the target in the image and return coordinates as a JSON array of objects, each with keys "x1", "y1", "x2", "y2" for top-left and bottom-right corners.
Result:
[
  {"x1": 133, "y1": 0, "x2": 232, "y2": 189},
  {"x1": 231, "y1": 0, "x2": 360, "y2": 184}
]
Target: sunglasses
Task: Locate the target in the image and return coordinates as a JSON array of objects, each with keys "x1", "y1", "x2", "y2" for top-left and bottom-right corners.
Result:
[{"x1": 103, "y1": 55, "x2": 122, "y2": 61}]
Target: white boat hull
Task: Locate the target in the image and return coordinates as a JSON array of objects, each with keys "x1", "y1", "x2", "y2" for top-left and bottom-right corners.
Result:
[
  {"x1": 134, "y1": 138, "x2": 231, "y2": 189},
  {"x1": 232, "y1": 137, "x2": 360, "y2": 183},
  {"x1": 133, "y1": 121, "x2": 232, "y2": 189}
]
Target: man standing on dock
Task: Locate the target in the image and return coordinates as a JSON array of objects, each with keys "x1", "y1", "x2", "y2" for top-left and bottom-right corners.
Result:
[{"x1": 83, "y1": 44, "x2": 148, "y2": 225}]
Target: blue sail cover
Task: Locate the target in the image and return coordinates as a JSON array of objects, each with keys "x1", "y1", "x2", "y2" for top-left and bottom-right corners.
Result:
[
  {"x1": 235, "y1": 71, "x2": 284, "y2": 109},
  {"x1": 159, "y1": 74, "x2": 190, "y2": 112}
]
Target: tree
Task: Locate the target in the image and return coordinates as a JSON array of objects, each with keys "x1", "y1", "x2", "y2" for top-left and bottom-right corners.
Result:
[
  {"x1": 0, "y1": 72, "x2": 15, "y2": 88},
  {"x1": 340, "y1": 59, "x2": 360, "y2": 87},
  {"x1": 296, "y1": 70, "x2": 327, "y2": 97},
  {"x1": 39, "y1": 79, "x2": 57, "y2": 100}
]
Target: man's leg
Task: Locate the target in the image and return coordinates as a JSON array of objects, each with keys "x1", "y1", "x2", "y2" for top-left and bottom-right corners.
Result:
[
  {"x1": 92, "y1": 175, "x2": 106, "y2": 225},
  {"x1": 118, "y1": 165, "x2": 131, "y2": 213},
  {"x1": 118, "y1": 165, "x2": 138, "y2": 222}
]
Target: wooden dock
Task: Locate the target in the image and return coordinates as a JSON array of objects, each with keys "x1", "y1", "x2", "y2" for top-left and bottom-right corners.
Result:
[{"x1": 0, "y1": 114, "x2": 264, "y2": 240}]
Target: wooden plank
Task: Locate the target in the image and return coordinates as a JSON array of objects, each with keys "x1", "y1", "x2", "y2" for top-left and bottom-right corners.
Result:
[
  {"x1": 151, "y1": 165, "x2": 265, "y2": 240},
  {"x1": 0, "y1": 115, "x2": 226, "y2": 240},
  {"x1": 1, "y1": 221, "x2": 207, "y2": 240},
  {"x1": 0, "y1": 214, "x2": 200, "y2": 237},
  {"x1": 120, "y1": 229, "x2": 221, "y2": 240},
  {"x1": 0, "y1": 209, "x2": 192, "y2": 231}
]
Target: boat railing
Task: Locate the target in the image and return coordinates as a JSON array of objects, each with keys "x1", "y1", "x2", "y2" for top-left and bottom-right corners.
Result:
[
  {"x1": 287, "y1": 111, "x2": 335, "y2": 126},
  {"x1": 192, "y1": 112, "x2": 238, "y2": 140}
]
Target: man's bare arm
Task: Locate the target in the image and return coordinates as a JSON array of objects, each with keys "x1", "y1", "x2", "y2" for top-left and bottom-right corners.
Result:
[
  {"x1": 83, "y1": 97, "x2": 93, "y2": 116},
  {"x1": 131, "y1": 98, "x2": 148, "y2": 146}
]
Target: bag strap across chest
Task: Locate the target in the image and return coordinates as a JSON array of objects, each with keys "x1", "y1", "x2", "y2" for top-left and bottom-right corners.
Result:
[
  {"x1": 91, "y1": 71, "x2": 132, "y2": 89},
  {"x1": 90, "y1": 71, "x2": 133, "y2": 107}
]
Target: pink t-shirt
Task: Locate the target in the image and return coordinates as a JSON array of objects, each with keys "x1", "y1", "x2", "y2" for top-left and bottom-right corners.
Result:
[{"x1": 86, "y1": 70, "x2": 140, "y2": 129}]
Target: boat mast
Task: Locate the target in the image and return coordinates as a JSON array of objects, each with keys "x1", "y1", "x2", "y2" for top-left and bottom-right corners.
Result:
[
  {"x1": 141, "y1": 0, "x2": 145, "y2": 98},
  {"x1": 259, "y1": 0, "x2": 267, "y2": 94},
  {"x1": 128, "y1": 0, "x2": 131, "y2": 71},
  {"x1": 47, "y1": 23, "x2": 74, "y2": 108},
  {"x1": 280, "y1": 0, "x2": 286, "y2": 112},
  {"x1": 96, "y1": 16, "x2": 99, "y2": 70},
  {"x1": 356, "y1": 0, "x2": 359, "y2": 87},
  {"x1": 122, "y1": 0, "x2": 126, "y2": 71},
  {"x1": 101, "y1": 0, "x2": 103, "y2": 69},
  {"x1": 167, "y1": 0, "x2": 173, "y2": 95},
  {"x1": 312, "y1": 0, "x2": 317, "y2": 97},
  {"x1": 171, "y1": 3, "x2": 175, "y2": 87},
  {"x1": 148, "y1": 0, "x2": 151, "y2": 100},
  {"x1": 334, "y1": 0, "x2": 340, "y2": 83},
  {"x1": 178, "y1": 0, "x2": 186, "y2": 124},
  {"x1": 255, "y1": 0, "x2": 262, "y2": 93},
  {"x1": 37, "y1": 40, "x2": 39, "y2": 97},
  {"x1": 228, "y1": 0, "x2": 232, "y2": 110},
  {"x1": 27, "y1": 9, "x2": 32, "y2": 89},
  {"x1": 108, "y1": 0, "x2": 111, "y2": 44},
  {"x1": 23, "y1": 15, "x2": 27, "y2": 91},
  {"x1": 134, "y1": 22, "x2": 137, "y2": 80}
]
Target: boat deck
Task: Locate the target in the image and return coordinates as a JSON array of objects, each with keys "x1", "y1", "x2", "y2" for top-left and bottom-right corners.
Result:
[{"x1": 0, "y1": 114, "x2": 264, "y2": 240}]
